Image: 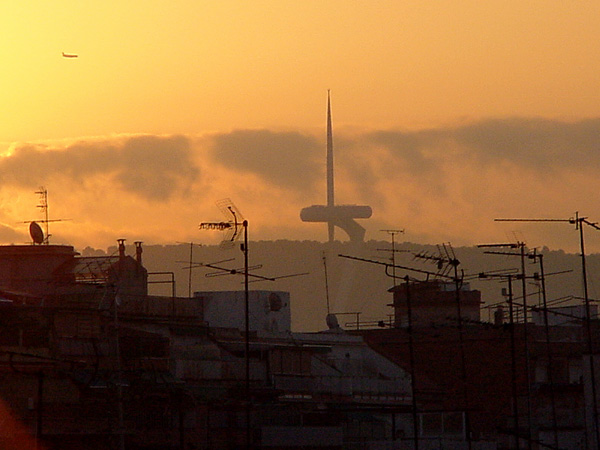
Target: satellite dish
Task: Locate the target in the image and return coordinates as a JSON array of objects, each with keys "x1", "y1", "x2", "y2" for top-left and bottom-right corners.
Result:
[
  {"x1": 269, "y1": 293, "x2": 283, "y2": 312},
  {"x1": 326, "y1": 313, "x2": 340, "y2": 330},
  {"x1": 29, "y1": 221, "x2": 44, "y2": 244}
]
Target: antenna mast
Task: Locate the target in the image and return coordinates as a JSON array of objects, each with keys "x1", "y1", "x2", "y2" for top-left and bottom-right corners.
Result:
[
  {"x1": 381, "y1": 229, "x2": 405, "y2": 286},
  {"x1": 200, "y1": 199, "x2": 251, "y2": 449},
  {"x1": 36, "y1": 187, "x2": 49, "y2": 244},
  {"x1": 323, "y1": 252, "x2": 331, "y2": 314},
  {"x1": 28, "y1": 187, "x2": 69, "y2": 245}
]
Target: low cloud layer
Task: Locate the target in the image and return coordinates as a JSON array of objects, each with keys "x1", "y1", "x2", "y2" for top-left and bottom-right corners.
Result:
[
  {"x1": 353, "y1": 117, "x2": 600, "y2": 181},
  {"x1": 210, "y1": 129, "x2": 322, "y2": 191},
  {"x1": 1, "y1": 117, "x2": 600, "y2": 253},
  {"x1": 2, "y1": 135, "x2": 199, "y2": 201},
  {"x1": 456, "y1": 118, "x2": 600, "y2": 169}
]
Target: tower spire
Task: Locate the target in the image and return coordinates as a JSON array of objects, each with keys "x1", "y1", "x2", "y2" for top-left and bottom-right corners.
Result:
[
  {"x1": 326, "y1": 90, "x2": 335, "y2": 242},
  {"x1": 300, "y1": 91, "x2": 372, "y2": 243}
]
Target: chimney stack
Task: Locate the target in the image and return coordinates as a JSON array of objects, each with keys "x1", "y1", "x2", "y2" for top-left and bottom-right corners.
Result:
[
  {"x1": 134, "y1": 241, "x2": 143, "y2": 264},
  {"x1": 117, "y1": 239, "x2": 126, "y2": 259},
  {"x1": 494, "y1": 305, "x2": 504, "y2": 326}
]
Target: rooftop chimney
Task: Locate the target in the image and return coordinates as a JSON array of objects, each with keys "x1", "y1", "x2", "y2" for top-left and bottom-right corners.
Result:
[
  {"x1": 117, "y1": 239, "x2": 126, "y2": 259},
  {"x1": 494, "y1": 305, "x2": 504, "y2": 326},
  {"x1": 134, "y1": 241, "x2": 143, "y2": 264}
]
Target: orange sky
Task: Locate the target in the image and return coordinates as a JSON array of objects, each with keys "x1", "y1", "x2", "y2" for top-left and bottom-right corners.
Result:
[{"x1": 2, "y1": 2, "x2": 600, "y2": 253}]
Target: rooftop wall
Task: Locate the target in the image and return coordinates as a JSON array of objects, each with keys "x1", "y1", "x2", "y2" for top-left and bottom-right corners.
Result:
[{"x1": 0, "y1": 245, "x2": 77, "y2": 296}]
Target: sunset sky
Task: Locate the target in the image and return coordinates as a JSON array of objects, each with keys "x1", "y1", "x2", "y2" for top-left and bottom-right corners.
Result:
[{"x1": 2, "y1": 1, "x2": 600, "y2": 253}]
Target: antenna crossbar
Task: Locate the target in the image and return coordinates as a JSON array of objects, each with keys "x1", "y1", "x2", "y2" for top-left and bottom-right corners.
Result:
[
  {"x1": 339, "y1": 253, "x2": 455, "y2": 281},
  {"x1": 199, "y1": 222, "x2": 232, "y2": 231},
  {"x1": 495, "y1": 218, "x2": 575, "y2": 223}
]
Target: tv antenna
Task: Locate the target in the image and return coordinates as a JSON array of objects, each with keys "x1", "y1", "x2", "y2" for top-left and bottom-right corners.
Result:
[
  {"x1": 412, "y1": 243, "x2": 461, "y2": 281},
  {"x1": 378, "y1": 229, "x2": 406, "y2": 286},
  {"x1": 495, "y1": 212, "x2": 600, "y2": 448},
  {"x1": 203, "y1": 260, "x2": 263, "y2": 278},
  {"x1": 477, "y1": 240, "x2": 534, "y2": 445},
  {"x1": 21, "y1": 187, "x2": 69, "y2": 245},
  {"x1": 200, "y1": 198, "x2": 251, "y2": 448},
  {"x1": 199, "y1": 198, "x2": 245, "y2": 249},
  {"x1": 199, "y1": 199, "x2": 308, "y2": 281},
  {"x1": 192, "y1": 259, "x2": 306, "y2": 284},
  {"x1": 199, "y1": 199, "x2": 306, "y2": 449}
]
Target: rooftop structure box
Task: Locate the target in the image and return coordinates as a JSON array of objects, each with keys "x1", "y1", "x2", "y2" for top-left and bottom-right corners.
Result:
[
  {"x1": 390, "y1": 280, "x2": 482, "y2": 328},
  {"x1": 196, "y1": 290, "x2": 291, "y2": 335}
]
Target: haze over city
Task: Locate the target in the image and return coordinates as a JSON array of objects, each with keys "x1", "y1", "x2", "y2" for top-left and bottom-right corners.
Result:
[{"x1": 2, "y1": 2, "x2": 600, "y2": 253}]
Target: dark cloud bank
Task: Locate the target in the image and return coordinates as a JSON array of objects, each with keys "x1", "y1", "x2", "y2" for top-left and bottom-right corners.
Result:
[
  {"x1": 2, "y1": 135, "x2": 199, "y2": 201},
  {"x1": 210, "y1": 129, "x2": 322, "y2": 191},
  {"x1": 2, "y1": 117, "x2": 599, "y2": 201},
  {"x1": 363, "y1": 117, "x2": 600, "y2": 170},
  {"x1": 202, "y1": 117, "x2": 600, "y2": 203}
]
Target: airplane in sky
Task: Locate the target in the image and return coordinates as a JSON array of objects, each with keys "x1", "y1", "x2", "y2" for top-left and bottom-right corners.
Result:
[{"x1": 62, "y1": 52, "x2": 78, "y2": 58}]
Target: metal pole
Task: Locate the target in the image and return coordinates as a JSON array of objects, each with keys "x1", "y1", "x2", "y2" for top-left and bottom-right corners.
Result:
[
  {"x1": 536, "y1": 253, "x2": 559, "y2": 449},
  {"x1": 381, "y1": 229, "x2": 404, "y2": 288},
  {"x1": 519, "y1": 244, "x2": 533, "y2": 450},
  {"x1": 579, "y1": 219, "x2": 600, "y2": 450},
  {"x1": 391, "y1": 231, "x2": 396, "y2": 283},
  {"x1": 323, "y1": 253, "x2": 331, "y2": 314},
  {"x1": 188, "y1": 242, "x2": 193, "y2": 298},
  {"x1": 405, "y1": 276, "x2": 419, "y2": 450},
  {"x1": 453, "y1": 265, "x2": 472, "y2": 450},
  {"x1": 508, "y1": 275, "x2": 520, "y2": 449},
  {"x1": 243, "y1": 220, "x2": 251, "y2": 449}
]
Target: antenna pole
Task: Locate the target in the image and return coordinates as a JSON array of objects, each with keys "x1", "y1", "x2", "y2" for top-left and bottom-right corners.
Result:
[
  {"x1": 188, "y1": 242, "x2": 193, "y2": 298},
  {"x1": 507, "y1": 275, "x2": 520, "y2": 449},
  {"x1": 200, "y1": 199, "x2": 252, "y2": 449},
  {"x1": 243, "y1": 219, "x2": 251, "y2": 450},
  {"x1": 579, "y1": 217, "x2": 600, "y2": 449},
  {"x1": 36, "y1": 187, "x2": 49, "y2": 244},
  {"x1": 404, "y1": 276, "x2": 419, "y2": 450},
  {"x1": 382, "y1": 229, "x2": 404, "y2": 287},
  {"x1": 323, "y1": 253, "x2": 331, "y2": 314},
  {"x1": 478, "y1": 271, "x2": 521, "y2": 446},
  {"x1": 451, "y1": 260, "x2": 472, "y2": 450},
  {"x1": 518, "y1": 243, "x2": 533, "y2": 450},
  {"x1": 531, "y1": 251, "x2": 559, "y2": 449}
]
